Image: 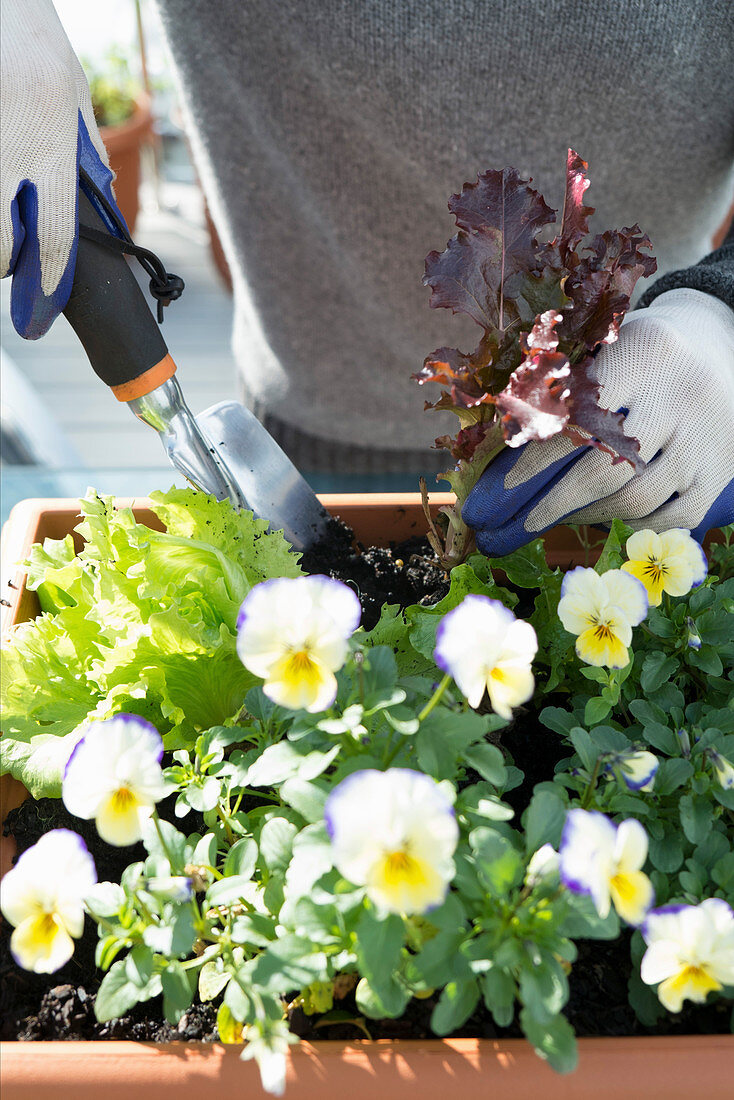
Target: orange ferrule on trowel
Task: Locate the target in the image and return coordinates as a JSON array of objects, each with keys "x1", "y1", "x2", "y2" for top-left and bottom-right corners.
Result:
[{"x1": 110, "y1": 353, "x2": 177, "y2": 401}]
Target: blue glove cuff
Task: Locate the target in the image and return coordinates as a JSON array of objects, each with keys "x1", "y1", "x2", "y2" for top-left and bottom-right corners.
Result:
[
  {"x1": 690, "y1": 476, "x2": 734, "y2": 542},
  {"x1": 8, "y1": 113, "x2": 127, "y2": 339}
]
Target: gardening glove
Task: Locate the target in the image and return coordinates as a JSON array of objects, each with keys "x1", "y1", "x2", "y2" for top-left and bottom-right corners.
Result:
[
  {"x1": 463, "y1": 288, "x2": 734, "y2": 557},
  {"x1": 0, "y1": 0, "x2": 122, "y2": 339}
]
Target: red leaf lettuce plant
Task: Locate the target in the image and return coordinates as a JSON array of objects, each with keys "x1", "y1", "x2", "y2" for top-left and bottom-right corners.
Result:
[{"x1": 416, "y1": 150, "x2": 657, "y2": 567}]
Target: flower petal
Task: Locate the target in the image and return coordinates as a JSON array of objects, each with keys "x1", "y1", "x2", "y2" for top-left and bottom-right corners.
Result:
[
  {"x1": 325, "y1": 768, "x2": 457, "y2": 914},
  {"x1": 95, "y1": 790, "x2": 152, "y2": 846},
  {"x1": 559, "y1": 809, "x2": 615, "y2": 916},
  {"x1": 622, "y1": 560, "x2": 664, "y2": 606},
  {"x1": 487, "y1": 664, "x2": 535, "y2": 719},
  {"x1": 614, "y1": 817, "x2": 649, "y2": 873},
  {"x1": 575, "y1": 626, "x2": 629, "y2": 668},
  {"x1": 602, "y1": 570, "x2": 648, "y2": 625},
  {"x1": 620, "y1": 750, "x2": 659, "y2": 791},
  {"x1": 10, "y1": 912, "x2": 75, "y2": 974},
  {"x1": 609, "y1": 870, "x2": 654, "y2": 925},
  {"x1": 625, "y1": 530, "x2": 662, "y2": 562},
  {"x1": 657, "y1": 966, "x2": 721, "y2": 1013},
  {"x1": 640, "y1": 938, "x2": 685, "y2": 986}
]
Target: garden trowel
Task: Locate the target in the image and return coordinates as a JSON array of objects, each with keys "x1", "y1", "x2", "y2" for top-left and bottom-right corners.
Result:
[{"x1": 62, "y1": 186, "x2": 331, "y2": 551}]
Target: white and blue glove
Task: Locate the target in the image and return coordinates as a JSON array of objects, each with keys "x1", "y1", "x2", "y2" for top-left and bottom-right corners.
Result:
[
  {"x1": 463, "y1": 288, "x2": 734, "y2": 555},
  {"x1": 0, "y1": 0, "x2": 123, "y2": 338}
]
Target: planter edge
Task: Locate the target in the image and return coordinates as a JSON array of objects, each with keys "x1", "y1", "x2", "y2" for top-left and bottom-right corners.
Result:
[{"x1": 1, "y1": 1036, "x2": 732, "y2": 1100}]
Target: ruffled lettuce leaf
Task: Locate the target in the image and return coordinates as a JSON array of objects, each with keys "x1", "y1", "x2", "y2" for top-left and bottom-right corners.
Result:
[
  {"x1": 417, "y1": 150, "x2": 655, "y2": 469},
  {"x1": 1, "y1": 488, "x2": 302, "y2": 797},
  {"x1": 414, "y1": 149, "x2": 656, "y2": 567}
]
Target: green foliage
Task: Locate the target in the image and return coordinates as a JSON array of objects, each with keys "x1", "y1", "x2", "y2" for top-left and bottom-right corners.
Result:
[
  {"x1": 1, "y1": 488, "x2": 301, "y2": 795},
  {"x1": 84, "y1": 49, "x2": 139, "y2": 127},
  {"x1": 5, "y1": 494, "x2": 734, "y2": 1077}
]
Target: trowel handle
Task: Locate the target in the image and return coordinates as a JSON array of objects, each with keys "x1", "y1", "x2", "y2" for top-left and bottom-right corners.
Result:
[{"x1": 62, "y1": 187, "x2": 176, "y2": 401}]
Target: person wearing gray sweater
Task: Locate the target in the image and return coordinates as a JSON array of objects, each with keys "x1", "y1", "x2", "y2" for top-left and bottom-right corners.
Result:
[{"x1": 2, "y1": 1, "x2": 733, "y2": 550}]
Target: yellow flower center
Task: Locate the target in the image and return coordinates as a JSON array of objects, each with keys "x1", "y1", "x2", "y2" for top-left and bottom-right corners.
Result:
[
  {"x1": 37, "y1": 912, "x2": 59, "y2": 940},
  {"x1": 589, "y1": 615, "x2": 616, "y2": 641},
  {"x1": 382, "y1": 848, "x2": 427, "y2": 887},
  {"x1": 111, "y1": 786, "x2": 136, "y2": 812},
  {"x1": 609, "y1": 872, "x2": 635, "y2": 905},
  {"x1": 284, "y1": 649, "x2": 319, "y2": 681},
  {"x1": 670, "y1": 964, "x2": 721, "y2": 998},
  {"x1": 642, "y1": 556, "x2": 668, "y2": 583}
]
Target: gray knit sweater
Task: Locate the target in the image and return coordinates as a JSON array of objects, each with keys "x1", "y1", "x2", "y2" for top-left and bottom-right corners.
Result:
[{"x1": 155, "y1": 0, "x2": 734, "y2": 474}]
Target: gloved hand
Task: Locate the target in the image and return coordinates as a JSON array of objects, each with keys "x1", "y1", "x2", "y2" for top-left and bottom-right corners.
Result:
[
  {"x1": 463, "y1": 288, "x2": 734, "y2": 556},
  {"x1": 1, "y1": 0, "x2": 121, "y2": 339}
]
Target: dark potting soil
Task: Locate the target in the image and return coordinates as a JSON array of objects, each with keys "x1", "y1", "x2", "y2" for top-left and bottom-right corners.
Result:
[
  {"x1": 300, "y1": 516, "x2": 450, "y2": 632},
  {"x1": 3, "y1": 525, "x2": 729, "y2": 1044}
]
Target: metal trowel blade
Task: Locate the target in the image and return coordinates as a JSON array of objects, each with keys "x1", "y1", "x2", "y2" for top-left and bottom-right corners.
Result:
[{"x1": 195, "y1": 401, "x2": 332, "y2": 551}]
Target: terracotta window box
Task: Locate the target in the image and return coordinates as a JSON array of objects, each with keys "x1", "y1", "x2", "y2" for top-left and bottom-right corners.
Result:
[{"x1": 1, "y1": 495, "x2": 731, "y2": 1099}]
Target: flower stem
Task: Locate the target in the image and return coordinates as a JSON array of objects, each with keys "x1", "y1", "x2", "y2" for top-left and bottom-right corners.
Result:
[
  {"x1": 217, "y1": 804, "x2": 236, "y2": 847},
  {"x1": 418, "y1": 673, "x2": 452, "y2": 723},
  {"x1": 152, "y1": 810, "x2": 178, "y2": 870},
  {"x1": 581, "y1": 757, "x2": 602, "y2": 809}
]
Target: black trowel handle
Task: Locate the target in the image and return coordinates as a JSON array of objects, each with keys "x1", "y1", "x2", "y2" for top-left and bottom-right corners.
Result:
[{"x1": 62, "y1": 187, "x2": 176, "y2": 401}]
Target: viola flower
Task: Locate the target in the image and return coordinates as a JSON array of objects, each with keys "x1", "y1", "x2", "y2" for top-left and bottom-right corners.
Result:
[
  {"x1": 559, "y1": 809, "x2": 654, "y2": 926},
  {"x1": 685, "y1": 617, "x2": 702, "y2": 651},
  {"x1": 641, "y1": 899, "x2": 734, "y2": 1013},
  {"x1": 709, "y1": 750, "x2": 734, "y2": 790},
  {"x1": 62, "y1": 715, "x2": 168, "y2": 846},
  {"x1": 434, "y1": 595, "x2": 537, "y2": 718},
  {"x1": 525, "y1": 843, "x2": 560, "y2": 887},
  {"x1": 144, "y1": 875, "x2": 194, "y2": 903},
  {"x1": 325, "y1": 768, "x2": 459, "y2": 915},
  {"x1": 677, "y1": 728, "x2": 691, "y2": 758},
  {"x1": 621, "y1": 529, "x2": 707, "y2": 607},
  {"x1": 0, "y1": 830, "x2": 96, "y2": 973},
  {"x1": 236, "y1": 575, "x2": 361, "y2": 713},
  {"x1": 557, "y1": 567, "x2": 647, "y2": 668},
  {"x1": 241, "y1": 1021, "x2": 296, "y2": 1097},
  {"x1": 607, "y1": 749, "x2": 659, "y2": 792}
]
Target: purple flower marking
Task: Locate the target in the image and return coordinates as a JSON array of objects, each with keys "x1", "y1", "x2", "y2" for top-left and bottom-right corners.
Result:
[
  {"x1": 64, "y1": 714, "x2": 164, "y2": 776},
  {"x1": 689, "y1": 541, "x2": 708, "y2": 588},
  {"x1": 236, "y1": 576, "x2": 284, "y2": 633},
  {"x1": 622, "y1": 757, "x2": 658, "y2": 791},
  {"x1": 558, "y1": 809, "x2": 614, "y2": 897},
  {"x1": 641, "y1": 902, "x2": 689, "y2": 941},
  {"x1": 63, "y1": 731, "x2": 88, "y2": 780}
]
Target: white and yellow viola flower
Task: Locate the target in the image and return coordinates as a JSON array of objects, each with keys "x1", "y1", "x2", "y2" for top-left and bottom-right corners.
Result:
[
  {"x1": 236, "y1": 575, "x2": 361, "y2": 713},
  {"x1": 525, "y1": 843, "x2": 560, "y2": 888},
  {"x1": 62, "y1": 714, "x2": 168, "y2": 846},
  {"x1": 241, "y1": 1022, "x2": 297, "y2": 1098},
  {"x1": 325, "y1": 768, "x2": 459, "y2": 915},
  {"x1": 0, "y1": 830, "x2": 96, "y2": 973},
  {"x1": 641, "y1": 899, "x2": 734, "y2": 1013},
  {"x1": 433, "y1": 595, "x2": 537, "y2": 718},
  {"x1": 559, "y1": 809, "x2": 654, "y2": 926},
  {"x1": 557, "y1": 567, "x2": 648, "y2": 668},
  {"x1": 608, "y1": 749, "x2": 659, "y2": 792},
  {"x1": 709, "y1": 750, "x2": 734, "y2": 790},
  {"x1": 621, "y1": 528, "x2": 707, "y2": 607}
]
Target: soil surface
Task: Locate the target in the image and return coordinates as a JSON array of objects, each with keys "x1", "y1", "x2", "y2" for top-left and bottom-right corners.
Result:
[{"x1": 3, "y1": 526, "x2": 729, "y2": 1043}]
